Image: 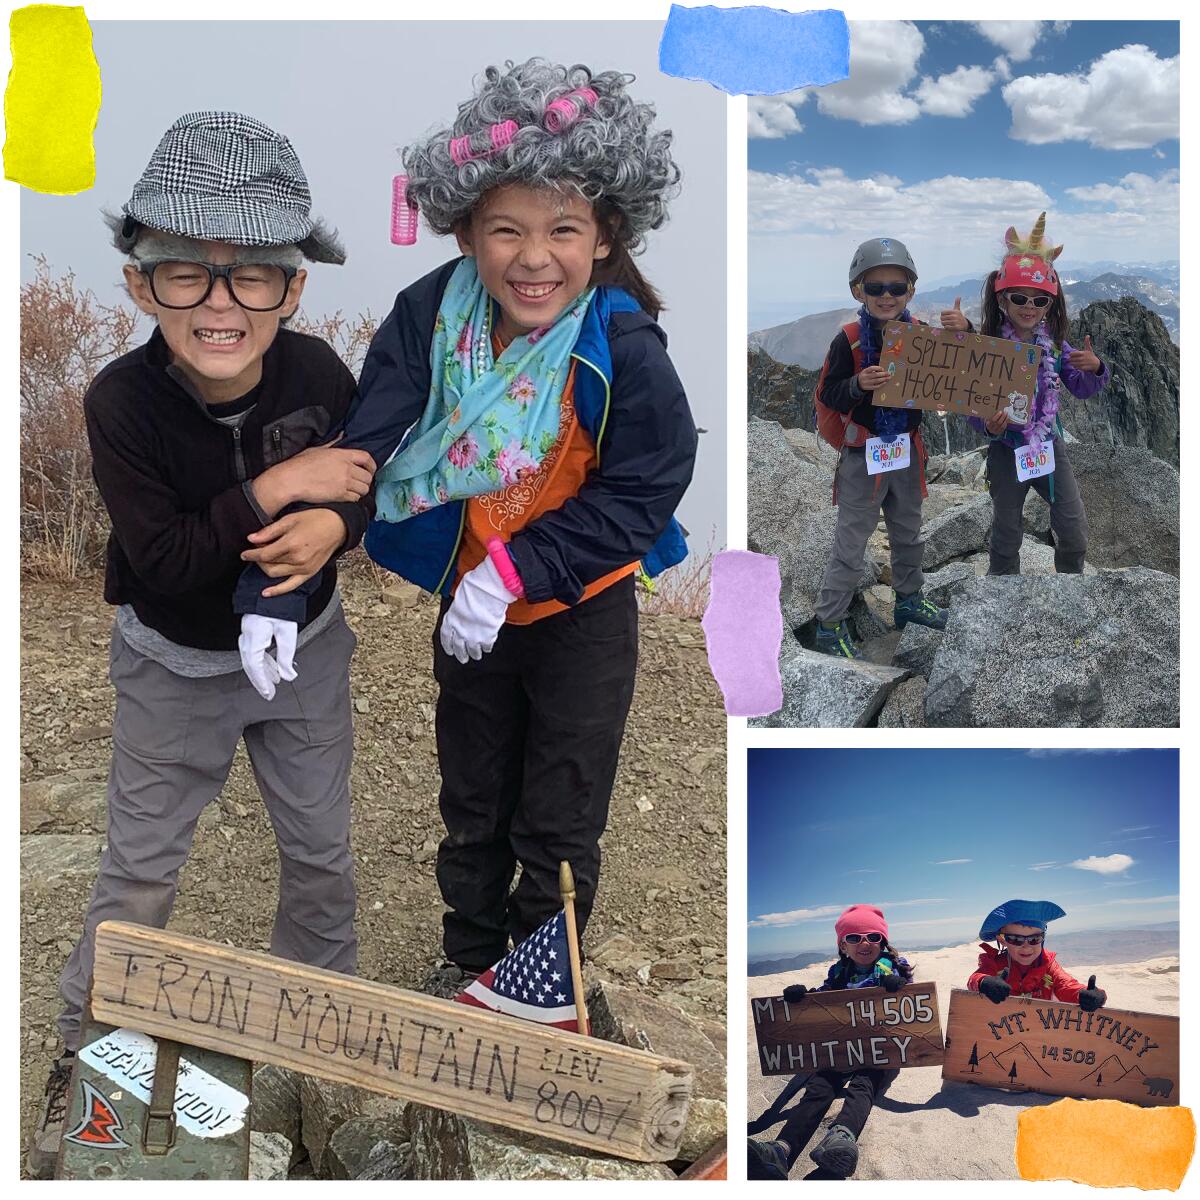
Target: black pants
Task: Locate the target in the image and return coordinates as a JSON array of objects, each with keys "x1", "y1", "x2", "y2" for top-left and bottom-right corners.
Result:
[
  {"x1": 433, "y1": 576, "x2": 638, "y2": 970},
  {"x1": 778, "y1": 1069, "x2": 896, "y2": 1167}
]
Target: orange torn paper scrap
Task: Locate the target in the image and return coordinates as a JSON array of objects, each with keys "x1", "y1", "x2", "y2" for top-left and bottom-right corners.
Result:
[
  {"x1": 1017, "y1": 1098, "x2": 1194, "y2": 1191},
  {"x1": 4, "y1": 4, "x2": 101, "y2": 193}
]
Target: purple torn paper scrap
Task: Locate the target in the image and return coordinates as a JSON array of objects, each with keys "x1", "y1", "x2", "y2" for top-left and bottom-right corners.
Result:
[{"x1": 701, "y1": 550, "x2": 783, "y2": 717}]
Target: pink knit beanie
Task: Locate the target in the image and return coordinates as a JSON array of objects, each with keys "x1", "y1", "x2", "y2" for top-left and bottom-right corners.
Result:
[{"x1": 835, "y1": 904, "x2": 888, "y2": 942}]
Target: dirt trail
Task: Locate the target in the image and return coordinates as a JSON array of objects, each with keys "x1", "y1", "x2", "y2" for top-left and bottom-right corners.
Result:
[{"x1": 19, "y1": 559, "x2": 727, "y2": 1168}]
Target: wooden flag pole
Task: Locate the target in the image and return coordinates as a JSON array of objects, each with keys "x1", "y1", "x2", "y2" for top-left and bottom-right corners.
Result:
[{"x1": 559, "y1": 860, "x2": 590, "y2": 1036}]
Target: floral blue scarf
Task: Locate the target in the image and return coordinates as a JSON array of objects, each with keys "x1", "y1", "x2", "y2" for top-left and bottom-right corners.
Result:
[{"x1": 373, "y1": 257, "x2": 593, "y2": 521}]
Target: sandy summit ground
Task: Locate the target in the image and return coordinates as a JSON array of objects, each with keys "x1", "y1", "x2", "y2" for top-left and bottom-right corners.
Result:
[
  {"x1": 19, "y1": 560, "x2": 727, "y2": 1170},
  {"x1": 747, "y1": 942, "x2": 1180, "y2": 1180}
]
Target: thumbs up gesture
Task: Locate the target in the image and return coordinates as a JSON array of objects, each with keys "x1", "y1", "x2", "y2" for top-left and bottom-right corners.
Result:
[
  {"x1": 1068, "y1": 334, "x2": 1102, "y2": 374},
  {"x1": 1078, "y1": 974, "x2": 1107, "y2": 1012},
  {"x1": 940, "y1": 296, "x2": 969, "y2": 332}
]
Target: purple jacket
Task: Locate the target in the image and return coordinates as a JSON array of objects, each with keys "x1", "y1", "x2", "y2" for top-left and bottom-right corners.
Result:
[{"x1": 968, "y1": 338, "x2": 1110, "y2": 447}]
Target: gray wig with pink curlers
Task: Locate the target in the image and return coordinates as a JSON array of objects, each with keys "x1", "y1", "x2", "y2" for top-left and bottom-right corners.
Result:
[{"x1": 395, "y1": 58, "x2": 679, "y2": 250}]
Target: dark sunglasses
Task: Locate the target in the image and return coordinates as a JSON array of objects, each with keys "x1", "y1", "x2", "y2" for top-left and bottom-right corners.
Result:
[
  {"x1": 862, "y1": 282, "x2": 910, "y2": 298},
  {"x1": 1006, "y1": 293, "x2": 1052, "y2": 309},
  {"x1": 1000, "y1": 932, "x2": 1045, "y2": 946},
  {"x1": 843, "y1": 932, "x2": 884, "y2": 945}
]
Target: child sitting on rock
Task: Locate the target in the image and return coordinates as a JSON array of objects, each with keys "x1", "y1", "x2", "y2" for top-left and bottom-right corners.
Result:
[
  {"x1": 969, "y1": 898, "x2": 1107, "y2": 1007},
  {"x1": 748, "y1": 904, "x2": 913, "y2": 1180},
  {"x1": 811, "y1": 239, "x2": 969, "y2": 658}
]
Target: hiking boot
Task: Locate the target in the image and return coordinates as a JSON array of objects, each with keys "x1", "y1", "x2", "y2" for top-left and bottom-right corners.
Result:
[
  {"x1": 747, "y1": 1137, "x2": 790, "y2": 1180},
  {"x1": 813, "y1": 619, "x2": 861, "y2": 659},
  {"x1": 809, "y1": 1124, "x2": 859, "y2": 1179},
  {"x1": 893, "y1": 590, "x2": 948, "y2": 631},
  {"x1": 27, "y1": 1052, "x2": 76, "y2": 1179},
  {"x1": 419, "y1": 961, "x2": 481, "y2": 999}
]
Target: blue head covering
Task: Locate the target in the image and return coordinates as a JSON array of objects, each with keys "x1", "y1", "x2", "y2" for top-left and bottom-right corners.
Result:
[{"x1": 979, "y1": 899, "x2": 1066, "y2": 941}]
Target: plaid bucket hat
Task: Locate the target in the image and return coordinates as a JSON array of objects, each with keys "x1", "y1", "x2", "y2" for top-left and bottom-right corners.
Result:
[{"x1": 116, "y1": 111, "x2": 345, "y2": 263}]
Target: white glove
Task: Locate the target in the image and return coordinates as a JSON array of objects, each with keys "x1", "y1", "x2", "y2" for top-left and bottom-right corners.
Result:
[
  {"x1": 239, "y1": 614, "x2": 299, "y2": 700},
  {"x1": 439, "y1": 555, "x2": 517, "y2": 664}
]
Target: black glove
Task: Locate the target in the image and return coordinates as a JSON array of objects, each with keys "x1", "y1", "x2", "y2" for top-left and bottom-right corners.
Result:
[
  {"x1": 783, "y1": 983, "x2": 808, "y2": 1004},
  {"x1": 881, "y1": 972, "x2": 904, "y2": 993},
  {"x1": 978, "y1": 976, "x2": 1011, "y2": 1005},
  {"x1": 1078, "y1": 976, "x2": 1107, "y2": 1012}
]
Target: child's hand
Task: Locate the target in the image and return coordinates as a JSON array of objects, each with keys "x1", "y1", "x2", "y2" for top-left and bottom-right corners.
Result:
[
  {"x1": 1067, "y1": 335, "x2": 1101, "y2": 374},
  {"x1": 253, "y1": 445, "x2": 376, "y2": 515},
  {"x1": 940, "y1": 297, "x2": 969, "y2": 332},
  {"x1": 880, "y1": 972, "x2": 904, "y2": 993},
  {"x1": 782, "y1": 983, "x2": 808, "y2": 1004},
  {"x1": 1078, "y1": 975, "x2": 1107, "y2": 1012},
  {"x1": 978, "y1": 976, "x2": 1011, "y2": 1004},
  {"x1": 857, "y1": 365, "x2": 889, "y2": 392},
  {"x1": 242, "y1": 508, "x2": 348, "y2": 596},
  {"x1": 985, "y1": 411, "x2": 1010, "y2": 436}
]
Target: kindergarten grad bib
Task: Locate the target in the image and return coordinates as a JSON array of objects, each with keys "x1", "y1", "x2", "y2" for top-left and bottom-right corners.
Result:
[
  {"x1": 1015, "y1": 439, "x2": 1055, "y2": 482},
  {"x1": 865, "y1": 432, "x2": 911, "y2": 476}
]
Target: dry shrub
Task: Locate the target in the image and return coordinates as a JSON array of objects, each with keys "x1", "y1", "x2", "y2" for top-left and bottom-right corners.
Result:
[
  {"x1": 289, "y1": 308, "x2": 378, "y2": 379},
  {"x1": 637, "y1": 533, "x2": 717, "y2": 619},
  {"x1": 20, "y1": 256, "x2": 140, "y2": 578}
]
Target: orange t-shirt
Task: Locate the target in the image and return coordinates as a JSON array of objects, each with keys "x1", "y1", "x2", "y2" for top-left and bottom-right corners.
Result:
[{"x1": 455, "y1": 355, "x2": 638, "y2": 624}]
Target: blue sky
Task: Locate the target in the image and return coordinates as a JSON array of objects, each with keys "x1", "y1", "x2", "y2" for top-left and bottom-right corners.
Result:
[
  {"x1": 747, "y1": 749, "x2": 1179, "y2": 960},
  {"x1": 749, "y1": 20, "x2": 1179, "y2": 327}
]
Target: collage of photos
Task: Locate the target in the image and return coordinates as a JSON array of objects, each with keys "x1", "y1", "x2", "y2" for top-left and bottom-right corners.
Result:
[{"x1": 12, "y1": 6, "x2": 1186, "y2": 1192}]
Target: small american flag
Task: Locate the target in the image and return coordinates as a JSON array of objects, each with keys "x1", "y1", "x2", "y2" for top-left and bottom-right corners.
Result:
[{"x1": 455, "y1": 910, "x2": 586, "y2": 1031}]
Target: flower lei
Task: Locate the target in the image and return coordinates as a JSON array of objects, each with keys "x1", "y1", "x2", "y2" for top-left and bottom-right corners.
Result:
[
  {"x1": 858, "y1": 303, "x2": 911, "y2": 443},
  {"x1": 1001, "y1": 317, "x2": 1061, "y2": 451}
]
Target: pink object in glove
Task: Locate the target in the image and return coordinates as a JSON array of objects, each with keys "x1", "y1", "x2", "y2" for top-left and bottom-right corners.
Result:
[{"x1": 486, "y1": 537, "x2": 524, "y2": 598}]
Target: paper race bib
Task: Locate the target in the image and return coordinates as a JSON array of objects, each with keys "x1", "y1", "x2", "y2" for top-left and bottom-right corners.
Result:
[
  {"x1": 1015, "y1": 439, "x2": 1055, "y2": 482},
  {"x1": 865, "y1": 433, "x2": 911, "y2": 476}
]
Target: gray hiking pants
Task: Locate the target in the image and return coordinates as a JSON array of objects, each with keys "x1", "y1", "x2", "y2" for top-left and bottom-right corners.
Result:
[
  {"x1": 57, "y1": 613, "x2": 358, "y2": 1049},
  {"x1": 815, "y1": 446, "x2": 926, "y2": 623},
  {"x1": 986, "y1": 436, "x2": 1087, "y2": 575}
]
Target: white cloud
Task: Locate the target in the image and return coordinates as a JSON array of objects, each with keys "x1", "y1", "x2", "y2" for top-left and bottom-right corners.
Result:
[
  {"x1": 1071, "y1": 854, "x2": 1135, "y2": 875},
  {"x1": 932, "y1": 858, "x2": 972, "y2": 865},
  {"x1": 1025, "y1": 748, "x2": 1136, "y2": 757},
  {"x1": 1067, "y1": 170, "x2": 1178, "y2": 211},
  {"x1": 809, "y1": 20, "x2": 925, "y2": 125},
  {"x1": 992, "y1": 55, "x2": 1012, "y2": 82},
  {"x1": 973, "y1": 21, "x2": 1049, "y2": 62},
  {"x1": 748, "y1": 94, "x2": 806, "y2": 140},
  {"x1": 748, "y1": 897, "x2": 946, "y2": 928},
  {"x1": 1118, "y1": 826, "x2": 1155, "y2": 834},
  {"x1": 1003, "y1": 45, "x2": 1179, "y2": 149},
  {"x1": 916, "y1": 65, "x2": 997, "y2": 117},
  {"x1": 1029, "y1": 861, "x2": 1060, "y2": 871}
]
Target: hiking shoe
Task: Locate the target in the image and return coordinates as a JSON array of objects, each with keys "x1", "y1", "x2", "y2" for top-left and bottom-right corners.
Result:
[
  {"x1": 419, "y1": 961, "x2": 481, "y2": 999},
  {"x1": 809, "y1": 1124, "x2": 859, "y2": 1179},
  {"x1": 747, "y1": 1137, "x2": 790, "y2": 1180},
  {"x1": 894, "y1": 590, "x2": 948, "y2": 631},
  {"x1": 813, "y1": 619, "x2": 861, "y2": 659},
  {"x1": 27, "y1": 1052, "x2": 76, "y2": 1179}
]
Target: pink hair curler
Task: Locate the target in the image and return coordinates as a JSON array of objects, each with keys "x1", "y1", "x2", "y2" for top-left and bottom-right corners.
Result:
[
  {"x1": 543, "y1": 87, "x2": 598, "y2": 133},
  {"x1": 391, "y1": 175, "x2": 418, "y2": 246},
  {"x1": 449, "y1": 120, "x2": 519, "y2": 167}
]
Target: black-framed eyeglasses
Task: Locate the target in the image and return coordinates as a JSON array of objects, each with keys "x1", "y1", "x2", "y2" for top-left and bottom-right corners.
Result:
[
  {"x1": 1006, "y1": 293, "x2": 1052, "y2": 309},
  {"x1": 843, "y1": 932, "x2": 884, "y2": 945},
  {"x1": 862, "y1": 281, "x2": 910, "y2": 298},
  {"x1": 141, "y1": 261, "x2": 298, "y2": 312},
  {"x1": 1000, "y1": 932, "x2": 1045, "y2": 946}
]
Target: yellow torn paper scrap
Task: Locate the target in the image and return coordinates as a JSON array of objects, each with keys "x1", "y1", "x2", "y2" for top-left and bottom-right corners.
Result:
[
  {"x1": 1018, "y1": 1098, "x2": 1195, "y2": 1191},
  {"x1": 4, "y1": 5, "x2": 101, "y2": 193}
]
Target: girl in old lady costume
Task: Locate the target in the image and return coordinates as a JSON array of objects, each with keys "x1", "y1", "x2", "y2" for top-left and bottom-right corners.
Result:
[{"x1": 240, "y1": 59, "x2": 697, "y2": 995}]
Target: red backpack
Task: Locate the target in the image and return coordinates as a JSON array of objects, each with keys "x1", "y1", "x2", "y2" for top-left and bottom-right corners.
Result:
[{"x1": 814, "y1": 322, "x2": 869, "y2": 449}]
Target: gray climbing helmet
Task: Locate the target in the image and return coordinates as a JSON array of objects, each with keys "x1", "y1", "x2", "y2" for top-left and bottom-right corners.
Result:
[{"x1": 848, "y1": 237, "x2": 918, "y2": 286}]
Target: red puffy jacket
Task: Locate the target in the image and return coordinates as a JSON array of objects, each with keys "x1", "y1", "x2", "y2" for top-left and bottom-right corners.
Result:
[{"x1": 968, "y1": 944, "x2": 1085, "y2": 1003}]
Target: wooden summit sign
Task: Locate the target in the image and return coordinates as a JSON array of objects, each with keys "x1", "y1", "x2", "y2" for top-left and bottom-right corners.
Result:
[
  {"x1": 752, "y1": 983, "x2": 945, "y2": 1077},
  {"x1": 942, "y1": 988, "x2": 1179, "y2": 1107},
  {"x1": 90, "y1": 922, "x2": 692, "y2": 1162},
  {"x1": 872, "y1": 321, "x2": 1043, "y2": 419}
]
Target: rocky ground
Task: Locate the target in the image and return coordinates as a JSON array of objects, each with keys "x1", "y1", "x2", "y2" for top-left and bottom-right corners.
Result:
[
  {"x1": 747, "y1": 417, "x2": 1180, "y2": 728},
  {"x1": 19, "y1": 558, "x2": 727, "y2": 1178}
]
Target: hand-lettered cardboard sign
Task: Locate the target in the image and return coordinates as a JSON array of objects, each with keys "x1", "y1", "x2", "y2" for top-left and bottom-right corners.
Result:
[
  {"x1": 90, "y1": 922, "x2": 692, "y2": 1162},
  {"x1": 872, "y1": 322, "x2": 1043, "y2": 418},
  {"x1": 752, "y1": 983, "x2": 945, "y2": 1077},
  {"x1": 942, "y1": 988, "x2": 1179, "y2": 1107}
]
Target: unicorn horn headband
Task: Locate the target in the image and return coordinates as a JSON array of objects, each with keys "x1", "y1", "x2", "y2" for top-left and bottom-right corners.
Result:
[
  {"x1": 392, "y1": 87, "x2": 599, "y2": 246},
  {"x1": 994, "y1": 211, "x2": 1065, "y2": 295}
]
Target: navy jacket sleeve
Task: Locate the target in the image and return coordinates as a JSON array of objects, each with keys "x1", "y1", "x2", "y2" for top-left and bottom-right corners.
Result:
[
  {"x1": 817, "y1": 331, "x2": 864, "y2": 415},
  {"x1": 506, "y1": 322, "x2": 698, "y2": 606}
]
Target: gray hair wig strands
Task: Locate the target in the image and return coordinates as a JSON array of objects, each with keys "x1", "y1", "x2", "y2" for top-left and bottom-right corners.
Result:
[
  {"x1": 403, "y1": 59, "x2": 680, "y2": 252},
  {"x1": 104, "y1": 211, "x2": 305, "y2": 268}
]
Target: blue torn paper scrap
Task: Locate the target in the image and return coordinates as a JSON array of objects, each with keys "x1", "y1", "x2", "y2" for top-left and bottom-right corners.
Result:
[{"x1": 658, "y1": 4, "x2": 849, "y2": 96}]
